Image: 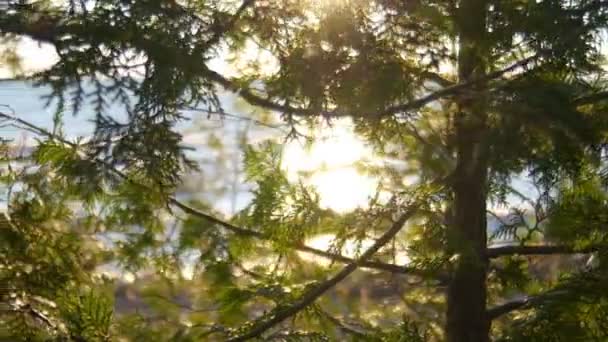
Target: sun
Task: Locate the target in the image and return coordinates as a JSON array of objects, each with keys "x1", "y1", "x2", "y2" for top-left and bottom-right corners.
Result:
[
  {"x1": 281, "y1": 119, "x2": 379, "y2": 213},
  {"x1": 279, "y1": 120, "x2": 413, "y2": 265}
]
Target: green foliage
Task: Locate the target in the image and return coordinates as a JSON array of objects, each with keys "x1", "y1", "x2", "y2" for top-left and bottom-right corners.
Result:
[
  {"x1": 239, "y1": 141, "x2": 324, "y2": 249},
  {"x1": 34, "y1": 140, "x2": 104, "y2": 205},
  {"x1": 547, "y1": 176, "x2": 608, "y2": 245},
  {"x1": 0, "y1": 210, "x2": 113, "y2": 340},
  {"x1": 362, "y1": 319, "x2": 430, "y2": 342},
  {"x1": 58, "y1": 290, "x2": 114, "y2": 341},
  {"x1": 498, "y1": 265, "x2": 608, "y2": 342},
  {"x1": 178, "y1": 202, "x2": 220, "y2": 251},
  {"x1": 2, "y1": 0, "x2": 608, "y2": 340},
  {"x1": 491, "y1": 257, "x2": 531, "y2": 293},
  {"x1": 0, "y1": 38, "x2": 22, "y2": 74}
]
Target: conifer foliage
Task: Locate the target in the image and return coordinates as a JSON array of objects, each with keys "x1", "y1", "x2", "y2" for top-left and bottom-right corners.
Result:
[{"x1": 2, "y1": 0, "x2": 608, "y2": 340}]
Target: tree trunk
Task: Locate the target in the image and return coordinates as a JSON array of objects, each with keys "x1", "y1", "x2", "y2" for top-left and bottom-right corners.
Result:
[{"x1": 446, "y1": 0, "x2": 490, "y2": 341}]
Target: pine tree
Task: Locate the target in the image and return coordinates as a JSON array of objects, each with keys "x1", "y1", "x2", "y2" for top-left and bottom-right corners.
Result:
[{"x1": 2, "y1": 0, "x2": 608, "y2": 341}]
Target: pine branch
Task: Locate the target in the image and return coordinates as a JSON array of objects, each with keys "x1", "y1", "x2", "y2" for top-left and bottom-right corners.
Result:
[
  {"x1": 0, "y1": 0, "x2": 254, "y2": 46},
  {"x1": 1, "y1": 6, "x2": 541, "y2": 120},
  {"x1": 203, "y1": 54, "x2": 541, "y2": 118},
  {"x1": 486, "y1": 244, "x2": 599, "y2": 258},
  {"x1": 3, "y1": 302, "x2": 57, "y2": 332},
  {"x1": 487, "y1": 289, "x2": 571, "y2": 320},
  {"x1": 421, "y1": 71, "x2": 454, "y2": 87},
  {"x1": 572, "y1": 91, "x2": 608, "y2": 106},
  {"x1": 489, "y1": 262, "x2": 608, "y2": 320},
  {"x1": 486, "y1": 296, "x2": 536, "y2": 320},
  {"x1": 201, "y1": 0, "x2": 255, "y2": 51},
  {"x1": 227, "y1": 207, "x2": 418, "y2": 342},
  {"x1": 206, "y1": 30, "x2": 588, "y2": 118},
  {"x1": 173, "y1": 200, "x2": 433, "y2": 277},
  {"x1": 317, "y1": 307, "x2": 369, "y2": 338},
  {"x1": 3, "y1": 4, "x2": 596, "y2": 124},
  {"x1": 0, "y1": 109, "x2": 435, "y2": 278}
]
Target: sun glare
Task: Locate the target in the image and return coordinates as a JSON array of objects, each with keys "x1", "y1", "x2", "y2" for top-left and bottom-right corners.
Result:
[{"x1": 281, "y1": 121, "x2": 379, "y2": 213}]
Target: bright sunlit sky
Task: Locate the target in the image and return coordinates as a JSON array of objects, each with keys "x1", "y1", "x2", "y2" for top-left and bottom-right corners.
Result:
[{"x1": 282, "y1": 123, "x2": 380, "y2": 212}]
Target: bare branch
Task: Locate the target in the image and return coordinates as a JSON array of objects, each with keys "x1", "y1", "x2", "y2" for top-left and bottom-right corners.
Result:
[
  {"x1": 227, "y1": 207, "x2": 418, "y2": 341},
  {"x1": 183, "y1": 107, "x2": 288, "y2": 132},
  {"x1": 141, "y1": 293, "x2": 218, "y2": 313},
  {"x1": 487, "y1": 244, "x2": 599, "y2": 258},
  {"x1": 205, "y1": 54, "x2": 541, "y2": 118},
  {"x1": 0, "y1": 77, "x2": 27, "y2": 83},
  {"x1": 317, "y1": 307, "x2": 368, "y2": 338},
  {"x1": 487, "y1": 296, "x2": 534, "y2": 320},
  {"x1": 487, "y1": 289, "x2": 569, "y2": 320},
  {"x1": 572, "y1": 91, "x2": 608, "y2": 106},
  {"x1": 422, "y1": 71, "x2": 454, "y2": 88},
  {"x1": 173, "y1": 200, "x2": 432, "y2": 277}
]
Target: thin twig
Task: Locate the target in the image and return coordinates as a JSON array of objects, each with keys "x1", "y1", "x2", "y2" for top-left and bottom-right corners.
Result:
[
  {"x1": 317, "y1": 307, "x2": 368, "y2": 338},
  {"x1": 203, "y1": 53, "x2": 542, "y2": 119},
  {"x1": 487, "y1": 244, "x2": 599, "y2": 258}
]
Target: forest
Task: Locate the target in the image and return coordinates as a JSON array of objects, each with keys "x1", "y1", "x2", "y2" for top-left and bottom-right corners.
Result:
[{"x1": 2, "y1": 0, "x2": 608, "y2": 341}]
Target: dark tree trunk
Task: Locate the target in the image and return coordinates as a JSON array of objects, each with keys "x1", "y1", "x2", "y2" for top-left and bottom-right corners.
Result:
[{"x1": 446, "y1": 0, "x2": 490, "y2": 341}]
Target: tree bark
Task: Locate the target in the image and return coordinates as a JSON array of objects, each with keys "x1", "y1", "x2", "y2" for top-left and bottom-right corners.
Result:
[{"x1": 446, "y1": 0, "x2": 490, "y2": 341}]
